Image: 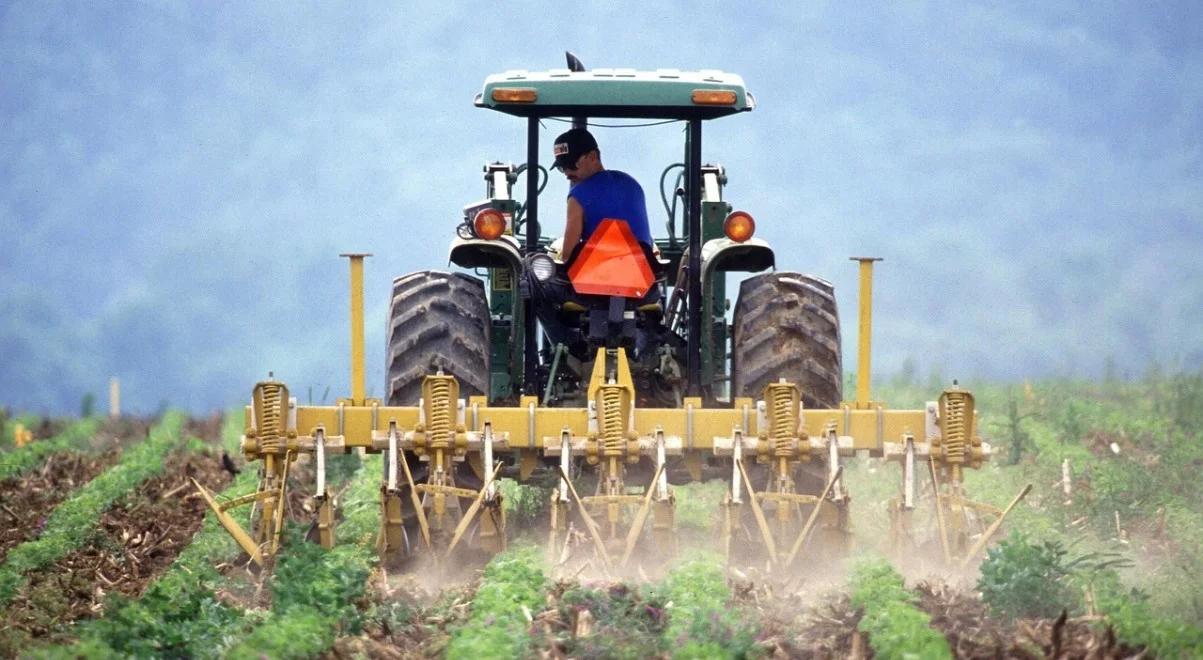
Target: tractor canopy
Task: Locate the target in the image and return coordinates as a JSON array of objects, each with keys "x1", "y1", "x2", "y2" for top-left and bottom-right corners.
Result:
[{"x1": 475, "y1": 68, "x2": 754, "y2": 120}]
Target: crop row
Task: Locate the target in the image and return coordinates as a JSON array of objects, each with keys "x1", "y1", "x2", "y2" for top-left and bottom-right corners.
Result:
[
  {"x1": 41, "y1": 412, "x2": 261, "y2": 658},
  {"x1": 38, "y1": 413, "x2": 365, "y2": 659},
  {"x1": 0, "y1": 418, "x2": 100, "y2": 481},
  {"x1": 0, "y1": 412, "x2": 186, "y2": 608},
  {"x1": 223, "y1": 451, "x2": 376, "y2": 659}
]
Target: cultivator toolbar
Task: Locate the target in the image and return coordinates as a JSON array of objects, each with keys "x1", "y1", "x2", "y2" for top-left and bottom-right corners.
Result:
[{"x1": 192, "y1": 255, "x2": 1028, "y2": 573}]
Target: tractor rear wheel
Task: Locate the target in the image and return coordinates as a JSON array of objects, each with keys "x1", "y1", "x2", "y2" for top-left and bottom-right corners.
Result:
[
  {"x1": 386, "y1": 271, "x2": 490, "y2": 406},
  {"x1": 732, "y1": 272, "x2": 843, "y2": 409}
]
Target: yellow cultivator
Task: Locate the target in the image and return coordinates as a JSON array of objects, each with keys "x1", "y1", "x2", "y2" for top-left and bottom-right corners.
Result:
[{"x1": 194, "y1": 257, "x2": 1027, "y2": 574}]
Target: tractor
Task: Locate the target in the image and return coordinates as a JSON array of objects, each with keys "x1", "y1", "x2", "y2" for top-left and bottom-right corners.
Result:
[{"x1": 194, "y1": 54, "x2": 1028, "y2": 577}]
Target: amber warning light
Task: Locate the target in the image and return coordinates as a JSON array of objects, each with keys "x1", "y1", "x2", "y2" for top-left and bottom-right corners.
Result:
[
  {"x1": 723, "y1": 211, "x2": 755, "y2": 242},
  {"x1": 473, "y1": 209, "x2": 507, "y2": 240},
  {"x1": 691, "y1": 89, "x2": 738, "y2": 105},
  {"x1": 492, "y1": 88, "x2": 538, "y2": 103}
]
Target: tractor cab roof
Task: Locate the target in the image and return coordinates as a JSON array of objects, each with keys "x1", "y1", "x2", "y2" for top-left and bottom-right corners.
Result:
[{"x1": 475, "y1": 68, "x2": 754, "y2": 120}]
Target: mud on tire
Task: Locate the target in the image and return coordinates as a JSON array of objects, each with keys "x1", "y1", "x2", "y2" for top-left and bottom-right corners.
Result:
[
  {"x1": 386, "y1": 271, "x2": 490, "y2": 406},
  {"x1": 732, "y1": 272, "x2": 843, "y2": 409}
]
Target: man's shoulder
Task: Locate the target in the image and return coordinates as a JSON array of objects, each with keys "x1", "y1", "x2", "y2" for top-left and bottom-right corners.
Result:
[{"x1": 600, "y1": 169, "x2": 644, "y2": 192}]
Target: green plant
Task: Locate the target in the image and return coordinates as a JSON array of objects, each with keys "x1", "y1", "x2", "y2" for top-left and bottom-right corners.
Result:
[
  {"x1": 653, "y1": 556, "x2": 756, "y2": 659},
  {"x1": 1092, "y1": 572, "x2": 1203, "y2": 658},
  {"x1": 1004, "y1": 388, "x2": 1035, "y2": 465},
  {"x1": 849, "y1": 560, "x2": 951, "y2": 660},
  {"x1": 498, "y1": 477, "x2": 547, "y2": 527},
  {"x1": 977, "y1": 531, "x2": 1086, "y2": 619},
  {"x1": 223, "y1": 454, "x2": 380, "y2": 659},
  {"x1": 1163, "y1": 370, "x2": 1203, "y2": 434},
  {"x1": 556, "y1": 582, "x2": 667, "y2": 659},
  {"x1": 445, "y1": 544, "x2": 549, "y2": 658}
]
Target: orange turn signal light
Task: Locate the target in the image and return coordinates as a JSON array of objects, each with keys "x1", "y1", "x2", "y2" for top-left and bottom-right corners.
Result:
[
  {"x1": 492, "y1": 88, "x2": 538, "y2": 103},
  {"x1": 723, "y1": 211, "x2": 755, "y2": 242},
  {"x1": 691, "y1": 89, "x2": 738, "y2": 105},
  {"x1": 473, "y1": 209, "x2": 507, "y2": 240}
]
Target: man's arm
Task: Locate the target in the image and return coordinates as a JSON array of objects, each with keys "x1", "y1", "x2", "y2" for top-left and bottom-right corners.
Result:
[{"x1": 561, "y1": 197, "x2": 584, "y2": 259}]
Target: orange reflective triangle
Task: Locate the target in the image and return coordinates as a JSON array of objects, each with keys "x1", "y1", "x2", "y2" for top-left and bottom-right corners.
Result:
[{"x1": 567, "y1": 219, "x2": 655, "y2": 298}]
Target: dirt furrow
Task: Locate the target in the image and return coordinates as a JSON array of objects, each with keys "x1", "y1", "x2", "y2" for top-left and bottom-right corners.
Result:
[{"x1": 0, "y1": 448, "x2": 232, "y2": 652}]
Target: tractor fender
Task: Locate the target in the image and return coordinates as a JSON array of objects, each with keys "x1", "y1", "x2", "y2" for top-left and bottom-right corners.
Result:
[
  {"x1": 448, "y1": 235, "x2": 523, "y2": 271},
  {"x1": 700, "y1": 237, "x2": 775, "y2": 280}
]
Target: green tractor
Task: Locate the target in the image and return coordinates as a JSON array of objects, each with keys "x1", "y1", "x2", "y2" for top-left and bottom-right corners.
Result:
[{"x1": 387, "y1": 53, "x2": 842, "y2": 417}]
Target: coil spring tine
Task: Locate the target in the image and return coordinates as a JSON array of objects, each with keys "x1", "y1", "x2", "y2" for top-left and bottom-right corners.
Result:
[{"x1": 601, "y1": 387, "x2": 624, "y2": 456}]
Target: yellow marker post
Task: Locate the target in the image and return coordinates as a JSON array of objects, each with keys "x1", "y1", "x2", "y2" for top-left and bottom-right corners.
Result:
[
  {"x1": 340, "y1": 253, "x2": 372, "y2": 406},
  {"x1": 850, "y1": 257, "x2": 883, "y2": 409},
  {"x1": 14, "y1": 423, "x2": 31, "y2": 448}
]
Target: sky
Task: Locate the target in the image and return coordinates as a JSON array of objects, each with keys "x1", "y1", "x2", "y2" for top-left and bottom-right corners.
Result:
[{"x1": 1, "y1": 1, "x2": 1200, "y2": 414}]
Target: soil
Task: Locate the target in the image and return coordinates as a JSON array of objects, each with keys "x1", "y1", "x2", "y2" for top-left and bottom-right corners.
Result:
[
  {"x1": 1, "y1": 448, "x2": 232, "y2": 651},
  {"x1": 320, "y1": 572, "x2": 1152, "y2": 660},
  {"x1": 0, "y1": 450, "x2": 121, "y2": 563},
  {"x1": 912, "y1": 580, "x2": 1145, "y2": 659}
]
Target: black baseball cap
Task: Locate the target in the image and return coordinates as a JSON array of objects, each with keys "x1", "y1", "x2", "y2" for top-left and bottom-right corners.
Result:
[{"x1": 552, "y1": 128, "x2": 598, "y2": 170}]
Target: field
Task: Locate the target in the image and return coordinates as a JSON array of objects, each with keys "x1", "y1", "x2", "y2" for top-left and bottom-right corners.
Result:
[{"x1": 1, "y1": 372, "x2": 1202, "y2": 658}]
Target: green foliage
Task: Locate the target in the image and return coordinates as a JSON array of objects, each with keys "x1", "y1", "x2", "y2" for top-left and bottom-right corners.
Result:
[
  {"x1": 0, "y1": 417, "x2": 100, "y2": 480},
  {"x1": 0, "y1": 411, "x2": 38, "y2": 452},
  {"x1": 46, "y1": 575, "x2": 255, "y2": 659},
  {"x1": 446, "y1": 544, "x2": 549, "y2": 658},
  {"x1": 0, "y1": 412, "x2": 185, "y2": 606},
  {"x1": 673, "y1": 480, "x2": 726, "y2": 530},
  {"x1": 978, "y1": 531, "x2": 1077, "y2": 619},
  {"x1": 498, "y1": 477, "x2": 548, "y2": 527},
  {"x1": 556, "y1": 582, "x2": 667, "y2": 659},
  {"x1": 223, "y1": 455, "x2": 380, "y2": 660},
  {"x1": 220, "y1": 407, "x2": 245, "y2": 453},
  {"x1": 1089, "y1": 459, "x2": 1158, "y2": 530},
  {"x1": 1156, "y1": 370, "x2": 1203, "y2": 434},
  {"x1": 225, "y1": 531, "x2": 371, "y2": 660},
  {"x1": 1003, "y1": 388, "x2": 1034, "y2": 465},
  {"x1": 977, "y1": 530, "x2": 1131, "y2": 620},
  {"x1": 80, "y1": 392, "x2": 96, "y2": 418},
  {"x1": 1093, "y1": 572, "x2": 1203, "y2": 659},
  {"x1": 652, "y1": 557, "x2": 756, "y2": 659},
  {"x1": 849, "y1": 560, "x2": 951, "y2": 660}
]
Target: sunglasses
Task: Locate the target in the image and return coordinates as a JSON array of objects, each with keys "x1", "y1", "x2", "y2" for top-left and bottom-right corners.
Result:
[{"x1": 554, "y1": 154, "x2": 584, "y2": 172}]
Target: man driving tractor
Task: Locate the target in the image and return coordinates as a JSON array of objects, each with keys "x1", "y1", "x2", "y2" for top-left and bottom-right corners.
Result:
[
  {"x1": 551, "y1": 127, "x2": 653, "y2": 255},
  {"x1": 523, "y1": 127, "x2": 662, "y2": 352}
]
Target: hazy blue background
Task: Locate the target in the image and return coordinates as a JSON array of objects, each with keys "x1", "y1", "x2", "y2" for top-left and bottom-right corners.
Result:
[{"x1": 3, "y1": 2, "x2": 1200, "y2": 414}]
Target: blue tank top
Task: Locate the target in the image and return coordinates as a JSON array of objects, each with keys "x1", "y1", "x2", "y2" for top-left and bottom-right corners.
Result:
[{"x1": 568, "y1": 170, "x2": 653, "y2": 246}]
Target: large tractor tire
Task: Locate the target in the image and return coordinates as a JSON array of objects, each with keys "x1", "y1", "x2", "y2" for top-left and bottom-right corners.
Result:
[
  {"x1": 732, "y1": 272, "x2": 843, "y2": 409},
  {"x1": 386, "y1": 271, "x2": 490, "y2": 406}
]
